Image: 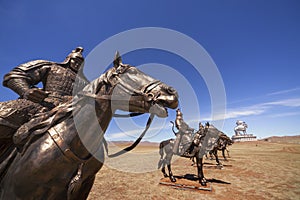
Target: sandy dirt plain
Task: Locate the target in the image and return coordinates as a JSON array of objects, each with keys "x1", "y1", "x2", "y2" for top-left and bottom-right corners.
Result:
[{"x1": 87, "y1": 137, "x2": 300, "y2": 200}]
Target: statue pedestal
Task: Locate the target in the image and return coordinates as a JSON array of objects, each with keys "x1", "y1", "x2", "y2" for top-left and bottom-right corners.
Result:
[{"x1": 232, "y1": 134, "x2": 257, "y2": 142}]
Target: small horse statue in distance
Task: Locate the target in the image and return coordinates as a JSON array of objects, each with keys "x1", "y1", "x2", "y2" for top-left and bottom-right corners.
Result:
[
  {"x1": 205, "y1": 133, "x2": 233, "y2": 165},
  {"x1": 158, "y1": 122, "x2": 222, "y2": 186}
]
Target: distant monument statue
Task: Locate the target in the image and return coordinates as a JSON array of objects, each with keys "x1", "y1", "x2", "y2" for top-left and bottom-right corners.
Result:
[
  {"x1": 232, "y1": 120, "x2": 257, "y2": 142},
  {"x1": 234, "y1": 120, "x2": 248, "y2": 136}
]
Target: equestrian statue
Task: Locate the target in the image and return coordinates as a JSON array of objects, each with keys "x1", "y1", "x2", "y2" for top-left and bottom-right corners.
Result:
[
  {"x1": 205, "y1": 132, "x2": 233, "y2": 165},
  {"x1": 158, "y1": 109, "x2": 222, "y2": 186},
  {"x1": 234, "y1": 120, "x2": 248, "y2": 136},
  {"x1": 0, "y1": 49, "x2": 179, "y2": 200}
]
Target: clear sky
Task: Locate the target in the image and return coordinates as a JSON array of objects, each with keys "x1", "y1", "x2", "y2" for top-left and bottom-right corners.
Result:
[{"x1": 0, "y1": 1, "x2": 299, "y2": 141}]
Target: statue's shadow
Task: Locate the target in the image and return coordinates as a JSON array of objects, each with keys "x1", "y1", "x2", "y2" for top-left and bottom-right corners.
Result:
[{"x1": 174, "y1": 174, "x2": 231, "y2": 184}]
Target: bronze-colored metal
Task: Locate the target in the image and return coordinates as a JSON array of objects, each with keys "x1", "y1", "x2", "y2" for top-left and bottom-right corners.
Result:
[
  {"x1": 0, "y1": 47, "x2": 89, "y2": 182},
  {"x1": 0, "y1": 52, "x2": 178, "y2": 199},
  {"x1": 0, "y1": 47, "x2": 89, "y2": 173},
  {"x1": 158, "y1": 116, "x2": 224, "y2": 186}
]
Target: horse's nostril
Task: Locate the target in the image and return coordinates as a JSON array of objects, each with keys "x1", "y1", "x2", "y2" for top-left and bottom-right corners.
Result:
[{"x1": 146, "y1": 93, "x2": 154, "y2": 101}]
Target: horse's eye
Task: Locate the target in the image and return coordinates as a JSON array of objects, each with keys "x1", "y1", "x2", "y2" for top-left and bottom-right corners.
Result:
[
  {"x1": 116, "y1": 67, "x2": 123, "y2": 74},
  {"x1": 166, "y1": 87, "x2": 176, "y2": 94},
  {"x1": 128, "y1": 68, "x2": 137, "y2": 74}
]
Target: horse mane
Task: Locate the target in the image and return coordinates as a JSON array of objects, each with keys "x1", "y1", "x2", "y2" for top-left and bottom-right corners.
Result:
[{"x1": 80, "y1": 72, "x2": 107, "y2": 95}]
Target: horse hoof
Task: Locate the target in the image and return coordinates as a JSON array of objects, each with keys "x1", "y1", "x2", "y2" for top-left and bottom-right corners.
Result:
[
  {"x1": 200, "y1": 180, "x2": 207, "y2": 186},
  {"x1": 170, "y1": 177, "x2": 176, "y2": 182},
  {"x1": 201, "y1": 182, "x2": 207, "y2": 186},
  {"x1": 200, "y1": 178, "x2": 207, "y2": 186}
]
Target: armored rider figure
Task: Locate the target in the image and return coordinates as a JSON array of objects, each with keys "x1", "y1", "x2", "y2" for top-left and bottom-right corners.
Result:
[
  {"x1": 187, "y1": 122, "x2": 206, "y2": 155},
  {"x1": 172, "y1": 108, "x2": 194, "y2": 154},
  {"x1": 0, "y1": 47, "x2": 89, "y2": 143}
]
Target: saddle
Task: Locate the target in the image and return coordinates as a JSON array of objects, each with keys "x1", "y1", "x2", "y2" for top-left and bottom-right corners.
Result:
[
  {"x1": 176, "y1": 133, "x2": 196, "y2": 157},
  {"x1": 14, "y1": 101, "x2": 75, "y2": 153},
  {"x1": 0, "y1": 101, "x2": 75, "y2": 182},
  {"x1": 0, "y1": 99, "x2": 43, "y2": 130}
]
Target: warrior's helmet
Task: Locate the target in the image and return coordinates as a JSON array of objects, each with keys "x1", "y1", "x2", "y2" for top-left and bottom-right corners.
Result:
[
  {"x1": 176, "y1": 108, "x2": 183, "y2": 118},
  {"x1": 64, "y1": 47, "x2": 84, "y2": 72},
  {"x1": 175, "y1": 108, "x2": 183, "y2": 129},
  {"x1": 199, "y1": 122, "x2": 204, "y2": 130}
]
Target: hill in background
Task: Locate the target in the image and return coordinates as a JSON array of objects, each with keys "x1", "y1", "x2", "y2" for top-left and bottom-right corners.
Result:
[{"x1": 262, "y1": 135, "x2": 300, "y2": 144}]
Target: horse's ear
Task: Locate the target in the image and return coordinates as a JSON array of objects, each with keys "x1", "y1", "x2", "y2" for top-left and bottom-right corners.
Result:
[{"x1": 113, "y1": 51, "x2": 122, "y2": 68}]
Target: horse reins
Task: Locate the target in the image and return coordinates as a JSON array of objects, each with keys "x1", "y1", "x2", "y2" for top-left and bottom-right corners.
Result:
[
  {"x1": 76, "y1": 76, "x2": 163, "y2": 158},
  {"x1": 104, "y1": 113, "x2": 155, "y2": 158}
]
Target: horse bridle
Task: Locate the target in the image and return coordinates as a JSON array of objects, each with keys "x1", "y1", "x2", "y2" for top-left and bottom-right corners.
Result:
[
  {"x1": 79, "y1": 66, "x2": 164, "y2": 110},
  {"x1": 109, "y1": 66, "x2": 163, "y2": 106},
  {"x1": 78, "y1": 66, "x2": 164, "y2": 158}
]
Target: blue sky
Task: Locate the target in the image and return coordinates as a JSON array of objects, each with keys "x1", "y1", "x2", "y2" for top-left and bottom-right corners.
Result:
[{"x1": 0, "y1": 1, "x2": 299, "y2": 141}]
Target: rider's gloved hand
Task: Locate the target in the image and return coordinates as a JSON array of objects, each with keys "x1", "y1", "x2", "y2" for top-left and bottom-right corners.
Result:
[{"x1": 23, "y1": 88, "x2": 49, "y2": 103}]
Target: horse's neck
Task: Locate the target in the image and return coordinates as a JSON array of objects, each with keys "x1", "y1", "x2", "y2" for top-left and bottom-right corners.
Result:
[{"x1": 64, "y1": 76, "x2": 114, "y2": 159}]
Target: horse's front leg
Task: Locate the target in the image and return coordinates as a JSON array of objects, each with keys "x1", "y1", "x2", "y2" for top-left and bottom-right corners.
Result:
[{"x1": 195, "y1": 156, "x2": 207, "y2": 186}]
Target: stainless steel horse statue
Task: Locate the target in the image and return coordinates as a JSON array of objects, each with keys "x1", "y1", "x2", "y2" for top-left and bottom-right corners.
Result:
[
  {"x1": 206, "y1": 133, "x2": 233, "y2": 165},
  {"x1": 0, "y1": 53, "x2": 178, "y2": 200},
  {"x1": 234, "y1": 120, "x2": 248, "y2": 136}
]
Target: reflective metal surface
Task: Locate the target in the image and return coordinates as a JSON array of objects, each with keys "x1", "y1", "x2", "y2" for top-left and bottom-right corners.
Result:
[{"x1": 0, "y1": 52, "x2": 178, "y2": 199}]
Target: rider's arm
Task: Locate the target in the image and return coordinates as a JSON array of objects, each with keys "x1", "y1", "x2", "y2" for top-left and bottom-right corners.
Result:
[{"x1": 3, "y1": 65, "x2": 50, "y2": 98}]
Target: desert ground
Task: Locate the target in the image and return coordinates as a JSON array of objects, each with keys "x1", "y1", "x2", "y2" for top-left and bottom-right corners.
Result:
[{"x1": 87, "y1": 138, "x2": 300, "y2": 200}]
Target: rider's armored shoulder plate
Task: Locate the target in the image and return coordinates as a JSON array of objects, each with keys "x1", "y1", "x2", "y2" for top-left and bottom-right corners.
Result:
[{"x1": 17, "y1": 60, "x2": 58, "y2": 71}]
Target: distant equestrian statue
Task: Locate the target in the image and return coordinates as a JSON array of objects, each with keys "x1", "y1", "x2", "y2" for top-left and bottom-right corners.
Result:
[{"x1": 234, "y1": 120, "x2": 248, "y2": 136}]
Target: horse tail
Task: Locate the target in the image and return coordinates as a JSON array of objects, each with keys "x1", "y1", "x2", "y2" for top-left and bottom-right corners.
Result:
[
  {"x1": 157, "y1": 141, "x2": 165, "y2": 169},
  {"x1": 170, "y1": 121, "x2": 176, "y2": 134}
]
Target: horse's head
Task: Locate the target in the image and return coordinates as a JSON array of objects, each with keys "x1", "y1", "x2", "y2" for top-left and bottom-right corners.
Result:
[{"x1": 94, "y1": 52, "x2": 178, "y2": 117}]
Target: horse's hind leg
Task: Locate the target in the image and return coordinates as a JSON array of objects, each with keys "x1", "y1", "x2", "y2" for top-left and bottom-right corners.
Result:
[
  {"x1": 213, "y1": 150, "x2": 221, "y2": 165},
  {"x1": 166, "y1": 154, "x2": 176, "y2": 182},
  {"x1": 158, "y1": 144, "x2": 168, "y2": 178},
  {"x1": 161, "y1": 161, "x2": 168, "y2": 178},
  {"x1": 222, "y1": 149, "x2": 228, "y2": 161}
]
